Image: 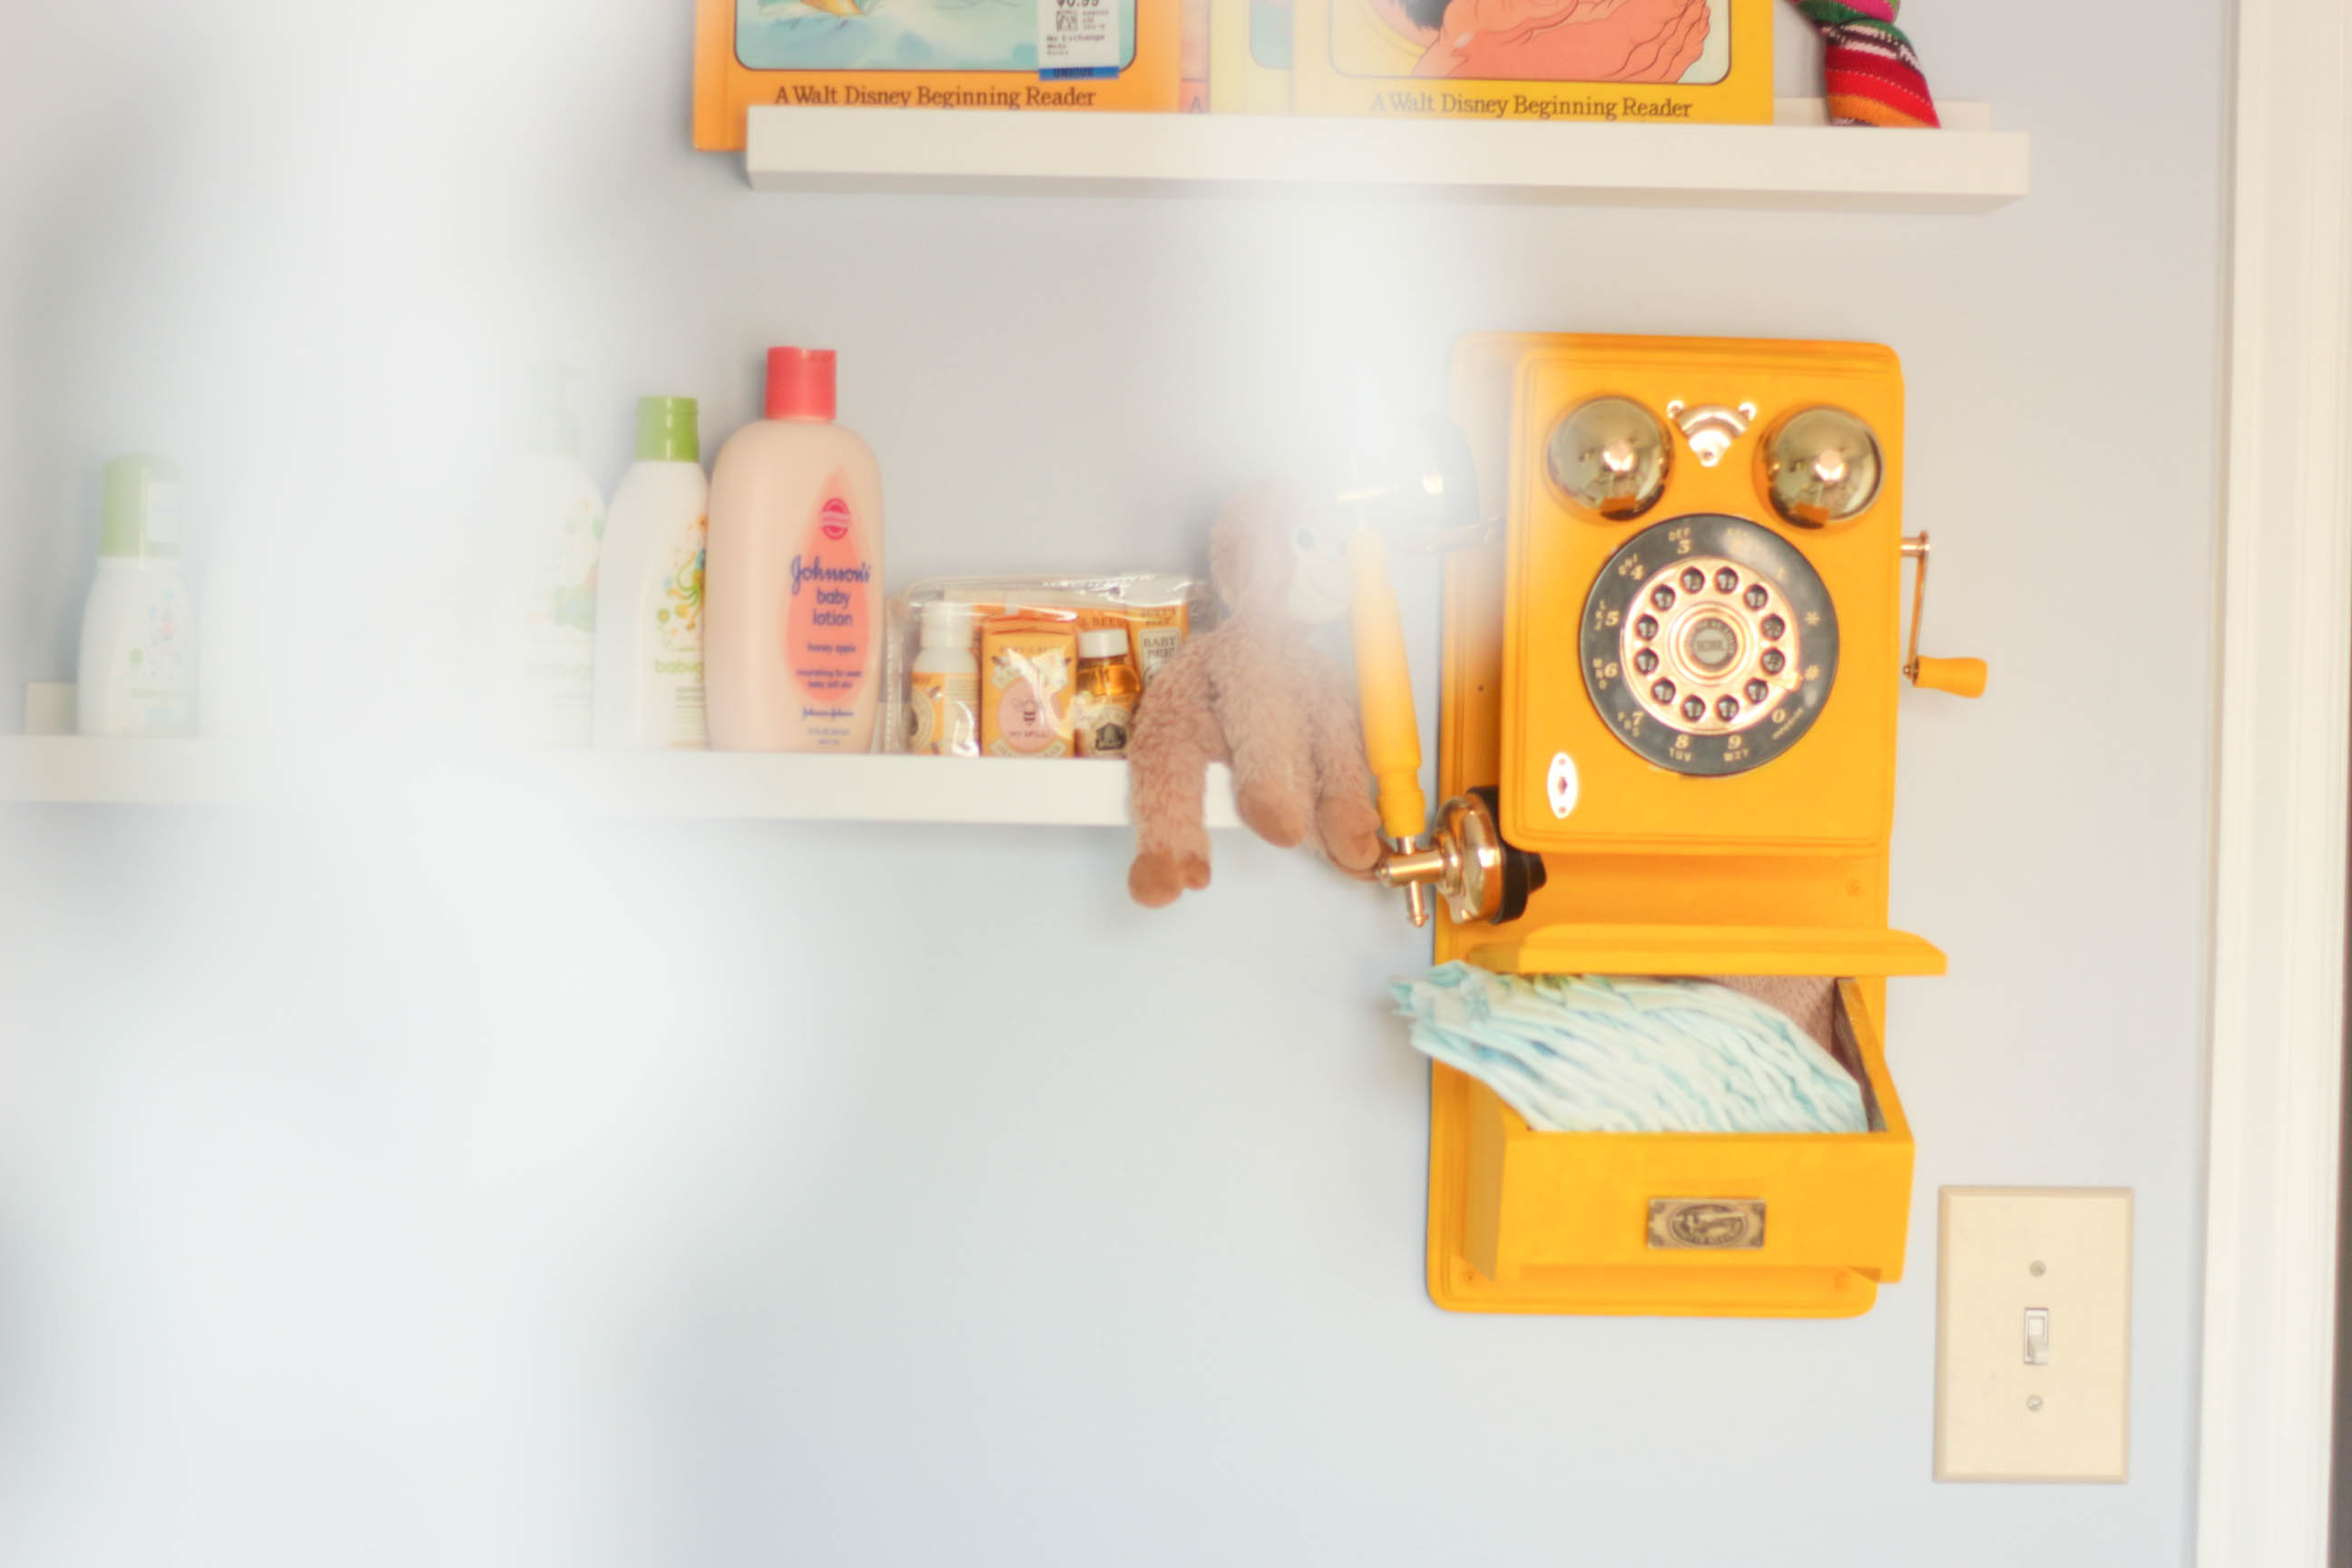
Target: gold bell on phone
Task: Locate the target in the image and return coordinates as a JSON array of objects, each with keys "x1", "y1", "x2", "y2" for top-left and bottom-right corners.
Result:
[
  {"x1": 1547, "y1": 397, "x2": 1671, "y2": 519},
  {"x1": 1762, "y1": 406, "x2": 1884, "y2": 527}
]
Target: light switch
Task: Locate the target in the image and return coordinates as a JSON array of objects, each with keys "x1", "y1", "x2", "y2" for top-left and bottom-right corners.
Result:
[{"x1": 1934, "y1": 1187, "x2": 2131, "y2": 1484}]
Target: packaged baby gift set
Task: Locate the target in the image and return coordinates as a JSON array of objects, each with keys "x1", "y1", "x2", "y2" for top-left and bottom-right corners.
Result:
[
  {"x1": 881, "y1": 576, "x2": 1209, "y2": 760},
  {"x1": 1128, "y1": 334, "x2": 1986, "y2": 1319}
]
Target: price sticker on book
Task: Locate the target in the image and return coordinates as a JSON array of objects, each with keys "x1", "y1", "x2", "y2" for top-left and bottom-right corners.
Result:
[{"x1": 1039, "y1": 0, "x2": 1120, "y2": 74}]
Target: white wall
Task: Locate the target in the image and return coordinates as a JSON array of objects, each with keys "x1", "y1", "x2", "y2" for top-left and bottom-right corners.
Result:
[{"x1": 0, "y1": 2, "x2": 2225, "y2": 1563}]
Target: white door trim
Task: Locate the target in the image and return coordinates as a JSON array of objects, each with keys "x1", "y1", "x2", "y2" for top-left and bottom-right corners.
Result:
[{"x1": 2198, "y1": 0, "x2": 2352, "y2": 1559}]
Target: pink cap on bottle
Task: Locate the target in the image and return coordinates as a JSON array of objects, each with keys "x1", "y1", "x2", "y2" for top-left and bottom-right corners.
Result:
[{"x1": 766, "y1": 348, "x2": 837, "y2": 421}]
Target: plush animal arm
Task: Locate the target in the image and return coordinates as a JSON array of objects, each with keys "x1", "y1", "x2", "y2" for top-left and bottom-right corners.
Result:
[
  {"x1": 1126, "y1": 634, "x2": 1226, "y2": 906},
  {"x1": 1220, "y1": 625, "x2": 1321, "y2": 852},
  {"x1": 1302, "y1": 650, "x2": 1386, "y2": 874}
]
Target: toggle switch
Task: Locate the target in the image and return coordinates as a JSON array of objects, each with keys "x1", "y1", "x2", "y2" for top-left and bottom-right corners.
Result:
[{"x1": 1936, "y1": 1187, "x2": 2131, "y2": 1483}]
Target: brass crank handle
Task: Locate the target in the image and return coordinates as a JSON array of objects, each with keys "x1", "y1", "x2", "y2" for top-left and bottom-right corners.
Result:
[{"x1": 1901, "y1": 534, "x2": 1988, "y2": 699}]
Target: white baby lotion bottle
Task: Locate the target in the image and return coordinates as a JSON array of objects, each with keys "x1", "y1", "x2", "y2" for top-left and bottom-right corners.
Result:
[
  {"x1": 594, "y1": 396, "x2": 709, "y2": 749},
  {"x1": 705, "y1": 348, "x2": 883, "y2": 752},
  {"x1": 77, "y1": 456, "x2": 196, "y2": 737}
]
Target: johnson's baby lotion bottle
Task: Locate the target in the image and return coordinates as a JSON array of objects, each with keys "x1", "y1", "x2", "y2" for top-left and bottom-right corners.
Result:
[{"x1": 705, "y1": 348, "x2": 882, "y2": 752}]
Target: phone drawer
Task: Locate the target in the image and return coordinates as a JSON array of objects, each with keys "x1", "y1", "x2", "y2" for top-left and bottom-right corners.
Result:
[{"x1": 1428, "y1": 977, "x2": 1914, "y2": 1318}]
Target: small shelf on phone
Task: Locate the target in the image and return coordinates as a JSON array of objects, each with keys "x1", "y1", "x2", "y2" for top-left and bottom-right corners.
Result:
[
  {"x1": 0, "y1": 738, "x2": 1240, "y2": 828},
  {"x1": 745, "y1": 100, "x2": 2028, "y2": 213}
]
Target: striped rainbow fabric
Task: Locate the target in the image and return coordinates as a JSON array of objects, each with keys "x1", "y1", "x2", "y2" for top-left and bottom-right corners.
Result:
[{"x1": 1788, "y1": 0, "x2": 1941, "y2": 129}]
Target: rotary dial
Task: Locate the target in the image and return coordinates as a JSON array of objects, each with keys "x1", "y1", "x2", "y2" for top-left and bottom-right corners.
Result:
[{"x1": 1579, "y1": 514, "x2": 1840, "y2": 777}]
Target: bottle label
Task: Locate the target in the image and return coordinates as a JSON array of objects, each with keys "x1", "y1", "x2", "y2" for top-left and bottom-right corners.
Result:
[
  {"x1": 1073, "y1": 692, "x2": 1134, "y2": 758},
  {"x1": 530, "y1": 493, "x2": 601, "y2": 639},
  {"x1": 657, "y1": 515, "x2": 706, "y2": 656},
  {"x1": 516, "y1": 485, "x2": 600, "y2": 748},
  {"x1": 994, "y1": 679, "x2": 1063, "y2": 755},
  {"x1": 910, "y1": 681, "x2": 937, "y2": 751},
  {"x1": 673, "y1": 683, "x2": 709, "y2": 749},
  {"x1": 645, "y1": 513, "x2": 709, "y2": 749},
  {"x1": 97, "y1": 579, "x2": 195, "y2": 735},
  {"x1": 1135, "y1": 623, "x2": 1183, "y2": 684},
  {"x1": 785, "y1": 475, "x2": 873, "y2": 748},
  {"x1": 910, "y1": 670, "x2": 979, "y2": 757}
]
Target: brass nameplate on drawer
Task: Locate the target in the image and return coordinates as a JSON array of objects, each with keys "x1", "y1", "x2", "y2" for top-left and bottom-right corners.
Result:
[{"x1": 1647, "y1": 1199, "x2": 1767, "y2": 1250}]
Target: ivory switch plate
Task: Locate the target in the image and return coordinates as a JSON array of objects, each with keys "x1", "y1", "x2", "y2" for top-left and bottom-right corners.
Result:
[{"x1": 1934, "y1": 1187, "x2": 2132, "y2": 1483}]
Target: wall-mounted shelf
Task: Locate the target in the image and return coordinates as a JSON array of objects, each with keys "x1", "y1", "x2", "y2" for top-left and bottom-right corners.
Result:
[
  {"x1": 746, "y1": 101, "x2": 2026, "y2": 213},
  {"x1": 0, "y1": 738, "x2": 1240, "y2": 828},
  {"x1": 0, "y1": 737, "x2": 234, "y2": 805}
]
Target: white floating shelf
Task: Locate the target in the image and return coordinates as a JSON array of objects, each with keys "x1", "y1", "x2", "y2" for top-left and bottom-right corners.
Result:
[
  {"x1": 0, "y1": 737, "x2": 237, "y2": 805},
  {"x1": 456, "y1": 751, "x2": 1244, "y2": 827},
  {"x1": 0, "y1": 738, "x2": 1240, "y2": 828},
  {"x1": 746, "y1": 100, "x2": 2025, "y2": 212}
]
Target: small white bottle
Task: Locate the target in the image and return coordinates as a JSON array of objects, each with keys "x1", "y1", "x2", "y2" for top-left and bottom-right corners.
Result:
[
  {"x1": 907, "y1": 601, "x2": 978, "y2": 757},
  {"x1": 77, "y1": 456, "x2": 196, "y2": 738},
  {"x1": 499, "y1": 367, "x2": 604, "y2": 748},
  {"x1": 594, "y1": 397, "x2": 710, "y2": 749}
]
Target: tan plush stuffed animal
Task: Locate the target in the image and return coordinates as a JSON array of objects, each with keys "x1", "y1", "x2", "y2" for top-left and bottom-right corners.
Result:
[{"x1": 1127, "y1": 486, "x2": 1387, "y2": 906}]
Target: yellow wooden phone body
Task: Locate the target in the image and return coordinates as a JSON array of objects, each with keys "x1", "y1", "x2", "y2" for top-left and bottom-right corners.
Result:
[{"x1": 1427, "y1": 333, "x2": 1963, "y2": 1317}]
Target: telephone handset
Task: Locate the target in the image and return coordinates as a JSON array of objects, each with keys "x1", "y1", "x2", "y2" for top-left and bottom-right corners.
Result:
[{"x1": 1328, "y1": 418, "x2": 1548, "y2": 929}]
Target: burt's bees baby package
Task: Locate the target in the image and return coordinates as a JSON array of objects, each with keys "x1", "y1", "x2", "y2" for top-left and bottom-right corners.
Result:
[
  {"x1": 981, "y1": 616, "x2": 1079, "y2": 758},
  {"x1": 1290, "y1": 0, "x2": 1771, "y2": 122},
  {"x1": 692, "y1": 0, "x2": 1185, "y2": 150},
  {"x1": 884, "y1": 574, "x2": 1209, "y2": 758}
]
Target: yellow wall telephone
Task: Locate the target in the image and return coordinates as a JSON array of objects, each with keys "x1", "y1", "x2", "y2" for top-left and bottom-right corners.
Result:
[{"x1": 1356, "y1": 334, "x2": 1984, "y2": 1318}]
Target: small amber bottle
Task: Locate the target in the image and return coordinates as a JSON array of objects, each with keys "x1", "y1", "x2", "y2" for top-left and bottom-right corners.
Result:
[{"x1": 1073, "y1": 629, "x2": 1143, "y2": 758}]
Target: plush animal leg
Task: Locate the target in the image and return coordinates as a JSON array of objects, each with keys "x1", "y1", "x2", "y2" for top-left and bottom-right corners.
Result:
[
  {"x1": 1127, "y1": 650, "x2": 1221, "y2": 906},
  {"x1": 1229, "y1": 730, "x2": 1314, "y2": 850},
  {"x1": 1233, "y1": 780, "x2": 1308, "y2": 848},
  {"x1": 1316, "y1": 792, "x2": 1386, "y2": 876},
  {"x1": 1130, "y1": 836, "x2": 1212, "y2": 907}
]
